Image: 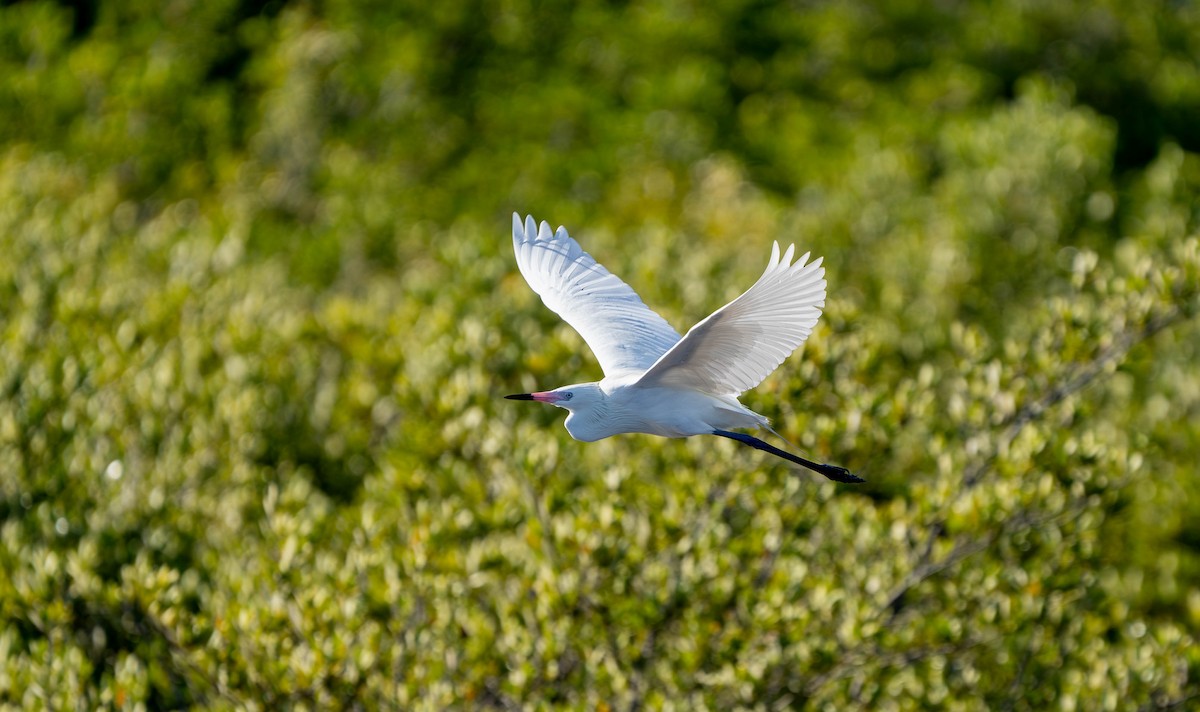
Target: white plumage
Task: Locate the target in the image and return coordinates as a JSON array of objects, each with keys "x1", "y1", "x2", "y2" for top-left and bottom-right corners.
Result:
[
  {"x1": 506, "y1": 213, "x2": 860, "y2": 483},
  {"x1": 510, "y1": 214, "x2": 681, "y2": 377}
]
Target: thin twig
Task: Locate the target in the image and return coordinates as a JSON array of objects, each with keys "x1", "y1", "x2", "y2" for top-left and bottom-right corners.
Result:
[
  {"x1": 892, "y1": 305, "x2": 1184, "y2": 613},
  {"x1": 794, "y1": 303, "x2": 1191, "y2": 703}
]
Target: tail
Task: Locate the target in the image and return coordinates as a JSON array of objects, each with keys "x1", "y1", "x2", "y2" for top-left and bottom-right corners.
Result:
[
  {"x1": 712, "y1": 428, "x2": 864, "y2": 484},
  {"x1": 761, "y1": 422, "x2": 798, "y2": 449}
]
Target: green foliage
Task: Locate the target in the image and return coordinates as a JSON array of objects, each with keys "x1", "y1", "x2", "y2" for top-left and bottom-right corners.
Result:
[{"x1": 1, "y1": 0, "x2": 1198, "y2": 709}]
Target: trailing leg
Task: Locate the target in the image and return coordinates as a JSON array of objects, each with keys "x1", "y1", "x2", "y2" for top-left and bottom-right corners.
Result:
[{"x1": 711, "y1": 429, "x2": 864, "y2": 483}]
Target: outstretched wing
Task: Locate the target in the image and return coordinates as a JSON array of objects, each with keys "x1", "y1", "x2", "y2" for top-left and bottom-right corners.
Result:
[
  {"x1": 511, "y1": 213, "x2": 682, "y2": 378},
  {"x1": 635, "y1": 242, "x2": 826, "y2": 395}
]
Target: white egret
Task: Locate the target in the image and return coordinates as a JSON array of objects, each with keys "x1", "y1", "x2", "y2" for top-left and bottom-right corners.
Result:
[{"x1": 505, "y1": 214, "x2": 861, "y2": 483}]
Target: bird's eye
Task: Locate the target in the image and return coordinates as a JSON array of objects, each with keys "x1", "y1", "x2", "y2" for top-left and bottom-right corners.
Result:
[{"x1": 563, "y1": 392, "x2": 573, "y2": 400}]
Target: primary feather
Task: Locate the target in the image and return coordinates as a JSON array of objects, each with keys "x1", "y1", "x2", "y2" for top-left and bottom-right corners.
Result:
[
  {"x1": 511, "y1": 214, "x2": 681, "y2": 377},
  {"x1": 635, "y1": 241, "x2": 826, "y2": 395}
]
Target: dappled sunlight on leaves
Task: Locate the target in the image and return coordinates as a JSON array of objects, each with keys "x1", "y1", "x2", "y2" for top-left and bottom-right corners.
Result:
[{"x1": 1, "y1": 0, "x2": 1199, "y2": 709}]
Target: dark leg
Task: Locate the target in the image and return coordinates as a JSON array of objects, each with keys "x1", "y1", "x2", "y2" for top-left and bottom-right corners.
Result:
[{"x1": 711, "y1": 430, "x2": 864, "y2": 483}]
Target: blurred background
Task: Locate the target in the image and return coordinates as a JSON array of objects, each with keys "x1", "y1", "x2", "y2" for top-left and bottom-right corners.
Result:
[{"x1": 1, "y1": 0, "x2": 1198, "y2": 708}]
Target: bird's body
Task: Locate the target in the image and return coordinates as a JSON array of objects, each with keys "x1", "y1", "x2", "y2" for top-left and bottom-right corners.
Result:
[
  {"x1": 552, "y1": 380, "x2": 766, "y2": 442},
  {"x1": 505, "y1": 213, "x2": 860, "y2": 483}
]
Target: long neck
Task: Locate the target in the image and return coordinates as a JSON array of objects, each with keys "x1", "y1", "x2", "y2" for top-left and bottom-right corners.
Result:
[{"x1": 561, "y1": 385, "x2": 618, "y2": 442}]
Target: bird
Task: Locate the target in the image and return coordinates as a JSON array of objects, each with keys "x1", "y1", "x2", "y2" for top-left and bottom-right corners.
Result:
[{"x1": 504, "y1": 213, "x2": 861, "y2": 483}]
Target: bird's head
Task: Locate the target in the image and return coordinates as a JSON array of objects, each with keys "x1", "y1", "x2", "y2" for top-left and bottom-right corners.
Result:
[
  {"x1": 505, "y1": 382, "x2": 612, "y2": 441},
  {"x1": 504, "y1": 382, "x2": 601, "y2": 412}
]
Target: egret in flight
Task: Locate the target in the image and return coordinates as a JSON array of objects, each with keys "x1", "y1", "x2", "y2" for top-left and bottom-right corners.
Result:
[{"x1": 505, "y1": 214, "x2": 861, "y2": 483}]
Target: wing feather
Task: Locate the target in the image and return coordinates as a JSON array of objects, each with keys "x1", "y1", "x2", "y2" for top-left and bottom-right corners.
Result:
[
  {"x1": 635, "y1": 241, "x2": 827, "y2": 395},
  {"x1": 511, "y1": 214, "x2": 681, "y2": 377}
]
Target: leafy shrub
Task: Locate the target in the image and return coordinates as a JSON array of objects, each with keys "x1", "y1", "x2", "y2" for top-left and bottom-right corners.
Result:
[{"x1": 1, "y1": 1, "x2": 1197, "y2": 709}]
